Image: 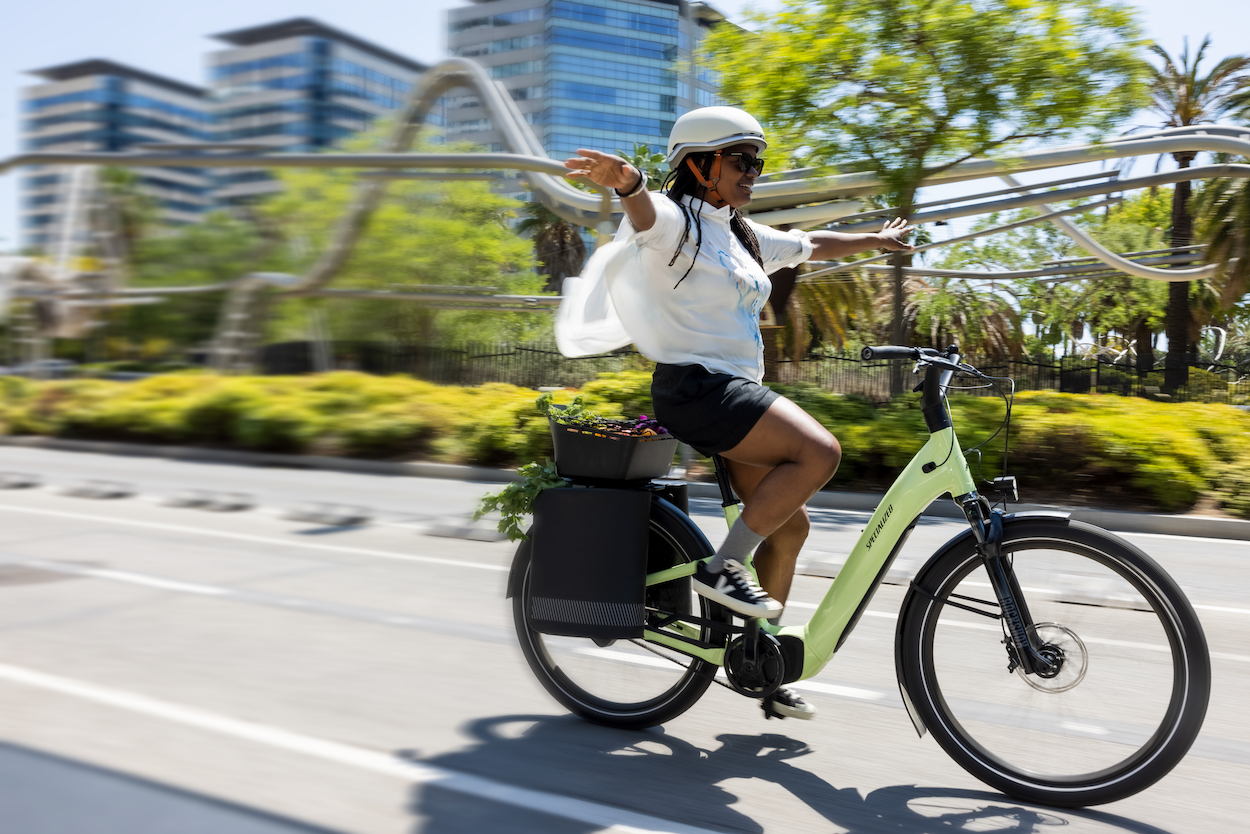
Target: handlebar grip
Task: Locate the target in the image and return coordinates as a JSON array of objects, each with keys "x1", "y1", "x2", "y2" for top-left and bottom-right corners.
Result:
[{"x1": 861, "y1": 345, "x2": 918, "y2": 361}]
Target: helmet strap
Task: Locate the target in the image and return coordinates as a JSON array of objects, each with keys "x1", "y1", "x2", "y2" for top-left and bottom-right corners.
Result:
[{"x1": 685, "y1": 153, "x2": 728, "y2": 208}]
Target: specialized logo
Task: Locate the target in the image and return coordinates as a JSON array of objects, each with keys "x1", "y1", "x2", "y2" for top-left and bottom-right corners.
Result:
[{"x1": 866, "y1": 504, "x2": 894, "y2": 550}]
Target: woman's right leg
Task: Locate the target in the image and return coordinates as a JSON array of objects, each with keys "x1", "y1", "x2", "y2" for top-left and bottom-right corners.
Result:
[{"x1": 719, "y1": 396, "x2": 841, "y2": 537}]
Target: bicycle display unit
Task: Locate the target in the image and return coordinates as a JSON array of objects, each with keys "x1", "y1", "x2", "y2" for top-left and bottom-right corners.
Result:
[{"x1": 507, "y1": 345, "x2": 1211, "y2": 808}]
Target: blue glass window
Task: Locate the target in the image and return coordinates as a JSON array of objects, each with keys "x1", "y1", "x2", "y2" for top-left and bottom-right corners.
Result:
[
  {"x1": 449, "y1": 7, "x2": 541, "y2": 32},
  {"x1": 212, "y1": 52, "x2": 308, "y2": 81},
  {"x1": 550, "y1": 1, "x2": 677, "y2": 36},
  {"x1": 549, "y1": 27, "x2": 675, "y2": 61},
  {"x1": 550, "y1": 80, "x2": 675, "y2": 112},
  {"x1": 548, "y1": 55, "x2": 675, "y2": 88},
  {"x1": 549, "y1": 106, "x2": 672, "y2": 136}
]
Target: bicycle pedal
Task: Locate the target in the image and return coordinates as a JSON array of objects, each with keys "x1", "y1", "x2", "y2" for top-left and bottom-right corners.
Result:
[{"x1": 760, "y1": 699, "x2": 786, "y2": 720}]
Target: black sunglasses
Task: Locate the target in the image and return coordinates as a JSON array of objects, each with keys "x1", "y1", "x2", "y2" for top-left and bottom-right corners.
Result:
[{"x1": 722, "y1": 152, "x2": 766, "y2": 175}]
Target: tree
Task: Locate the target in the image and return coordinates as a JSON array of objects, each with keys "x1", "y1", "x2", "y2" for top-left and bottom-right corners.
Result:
[
  {"x1": 123, "y1": 210, "x2": 279, "y2": 356},
  {"x1": 1195, "y1": 151, "x2": 1250, "y2": 315},
  {"x1": 515, "y1": 202, "x2": 586, "y2": 293},
  {"x1": 883, "y1": 274, "x2": 1022, "y2": 359},
  {"x1": 616, "y1": 142, "x2": 668, "y2": 189},
  {"x1": 262, "y1": 133, "x2": 544, "y2": 347},
  {"x1": 703, "y1": 0, "x2": 1148, "y2": 391},
  {"x1": 1146, "y1": 35, "x2": 1250, "y2": 390},
  {"x1": 933, "y1": 189, "x2": 1173, "y2": 368}
]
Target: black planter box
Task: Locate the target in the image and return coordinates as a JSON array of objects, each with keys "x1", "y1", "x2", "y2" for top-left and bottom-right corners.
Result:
[
  {"x1": 549, "y1": 418, "x2": 679, "y2": 482},
  {"x1": 528, "y1": 487, "x2": 651, "y2": 639}
]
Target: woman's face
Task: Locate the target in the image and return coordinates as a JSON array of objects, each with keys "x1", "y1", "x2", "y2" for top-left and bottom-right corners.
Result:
[
  {"x1": 709, "y1": 142, "x2": 763, "y2": 209},
  {"x1": 695, "y1": 143, "x2": 760, "y2": 210}
]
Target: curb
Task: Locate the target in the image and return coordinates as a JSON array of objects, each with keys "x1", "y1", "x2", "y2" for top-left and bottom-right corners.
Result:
[
  {"x1": 0, "y1": 435, "x2": 519, "y2": 483},
  {"x1": 3, "y1": 435, "x2": 1248, "y2": 541}
]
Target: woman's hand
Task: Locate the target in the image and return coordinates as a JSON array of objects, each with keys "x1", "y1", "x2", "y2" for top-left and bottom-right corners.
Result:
[
  {"x1": 564, "y1": 148, "x2": 642, "y2": 193},
  {"x1": 876, "y1": 217, "x2": 917, "y2": 252},
  {"x1": 565, "y1": 148, "x2": 656, "y2": 231}
]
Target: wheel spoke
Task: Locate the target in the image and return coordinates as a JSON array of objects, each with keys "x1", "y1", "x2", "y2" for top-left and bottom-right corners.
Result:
[{"x1": 902, "y1": 519, "x2": 1210, "y2": 805}]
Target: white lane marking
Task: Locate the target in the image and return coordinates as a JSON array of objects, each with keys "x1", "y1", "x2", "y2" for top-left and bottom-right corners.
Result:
[
  {"x1": 0, "y1": 662, "x2": 720, "y2": 834},
  {"x1": 793, "y1": 681, "x2": 884, "y2": 701},
  {"x1": 0, "y1": 503, "x2": 506, "y2": 573},
  {"x1": 1060, "y1": 722, "x2": 1110, "y2": 736},
  {"x1": 52, "y1": 565, "x2": 228, "y2": 597},
  {"x1": 785, "y1": 602, "x2": 1250, "y2": 662},
  {"x1": 576, "y1": 648, "x2": 676, "y2": 670},
  {"x1": 1194, "y1": 604, "x2": 1250, "y2": 615},
  {"x1": 1123, "y1": 531, "x2": 1250, "y2": 547}
]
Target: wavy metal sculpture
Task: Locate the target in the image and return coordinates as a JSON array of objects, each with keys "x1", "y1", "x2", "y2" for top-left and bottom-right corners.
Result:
[{"x1": 1, "y1": 56, "x2": 1247, "y2": 368}]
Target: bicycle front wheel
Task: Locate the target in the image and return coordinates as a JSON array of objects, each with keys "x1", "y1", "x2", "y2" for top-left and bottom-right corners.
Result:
[
  {"x1": 512, "y1": 498, "x2": 728, "y2": 729},
  {"x1": 898, "y1": 516, "x2": 1210, "y2": 807}
]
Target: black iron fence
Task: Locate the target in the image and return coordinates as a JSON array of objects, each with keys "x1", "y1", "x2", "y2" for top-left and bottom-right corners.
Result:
[
  {"x1": 260, "y1": 340, "x2": 649, "y2": 390},
  {"x1": 259, "y1": 340, "x2": 1250, "y2": 405}
]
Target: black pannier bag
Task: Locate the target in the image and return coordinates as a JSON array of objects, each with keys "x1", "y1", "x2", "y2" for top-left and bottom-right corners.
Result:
[{"x1": 528, "y1": 487, "x2": 651, "y2": 640}]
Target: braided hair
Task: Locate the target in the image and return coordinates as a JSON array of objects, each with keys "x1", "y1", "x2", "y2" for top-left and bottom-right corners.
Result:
[{"x1": 660, "y1": 153, "x2": 765, "y2": 289}]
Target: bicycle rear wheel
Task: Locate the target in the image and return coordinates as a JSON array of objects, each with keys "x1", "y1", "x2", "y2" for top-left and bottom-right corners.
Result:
[
  {"x1": 898, "y1": 516, "x2": 1210, "y2": 807},
  {"x1": 512, "y1": 498, "x2": 728, "y2": 729}
]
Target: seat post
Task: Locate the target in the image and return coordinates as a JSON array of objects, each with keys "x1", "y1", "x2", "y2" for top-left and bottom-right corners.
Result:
[{"x1": 711, "y1": 454, "x2": 739, "y2": 508}]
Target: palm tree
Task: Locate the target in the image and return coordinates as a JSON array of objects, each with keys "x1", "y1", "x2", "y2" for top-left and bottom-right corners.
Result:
[
  {"x1": 783, "y1": 270, "x2": 873, "y2": 360},
  {"x1": 1147, "y1": 36, "x2": 1250, "y2": 390},
  {"x1": 878, "y1": 275, "x2": 1023, "y2": 360},
  {"x1": 516, "y1": 202, "x2": 586, "y2": 293},
  {"x1": 1197, "y1": 170, "x2": 1250, "y2": 309}
]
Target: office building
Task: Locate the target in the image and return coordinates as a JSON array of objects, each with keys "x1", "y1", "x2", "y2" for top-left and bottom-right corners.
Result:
[
  {"x1": 208, "y1": 18, "x2": 432, "y2": 203},
  {"x1": 446, "y1": 0, "x2": 728, "y2": 162},
  {"x1": 20, "y1": 59, "x2": 212, "y2": 251}
]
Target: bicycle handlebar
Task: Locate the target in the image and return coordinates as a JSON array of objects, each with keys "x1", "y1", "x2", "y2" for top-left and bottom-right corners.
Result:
[{"x1": 860, "y1": 345, "x2": 919, "y2": 361}]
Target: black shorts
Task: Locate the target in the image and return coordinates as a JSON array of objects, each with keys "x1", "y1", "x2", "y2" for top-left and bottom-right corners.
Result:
[{"x1": 650, "y1": 363, "x2": 779, "y2": 456}]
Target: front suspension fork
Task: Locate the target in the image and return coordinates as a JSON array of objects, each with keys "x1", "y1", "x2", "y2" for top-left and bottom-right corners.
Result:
[{"x1": 959, "y1": 495, "x2": 1056, "y2": 677}]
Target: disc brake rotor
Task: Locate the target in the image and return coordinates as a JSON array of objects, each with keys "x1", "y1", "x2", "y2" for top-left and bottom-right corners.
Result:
[{"x1": 1015, "y1": 622, "x2": 1088, "y2": 693}]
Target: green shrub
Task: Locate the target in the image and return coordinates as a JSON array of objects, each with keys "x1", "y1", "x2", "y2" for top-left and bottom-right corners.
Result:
[{"x1": 6, "y1": 370, "x2": 1250, "y2": 517}]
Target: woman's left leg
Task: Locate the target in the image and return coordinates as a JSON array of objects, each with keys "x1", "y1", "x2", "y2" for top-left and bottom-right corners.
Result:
[{"x1": 723, "y1": 458, "x2": 811, "y2": 606}]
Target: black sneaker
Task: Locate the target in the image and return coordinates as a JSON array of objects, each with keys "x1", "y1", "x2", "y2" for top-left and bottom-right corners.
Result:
[
  {"x1": 762, "y1": 686, "x2": 816, "y2": 720},
  {"x1": 693, "y1": 559, "x2": 783, "y2": 619}
]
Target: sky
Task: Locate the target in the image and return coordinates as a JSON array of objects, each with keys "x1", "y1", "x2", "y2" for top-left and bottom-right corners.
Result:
[{"x1": 2, "y1": 0, "x2": 1248, "y2": 253}]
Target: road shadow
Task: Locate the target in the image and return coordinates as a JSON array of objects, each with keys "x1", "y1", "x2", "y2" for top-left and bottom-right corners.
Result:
[{"x1": 407, "y1": 714, "x2": 1180, "y2": 834}]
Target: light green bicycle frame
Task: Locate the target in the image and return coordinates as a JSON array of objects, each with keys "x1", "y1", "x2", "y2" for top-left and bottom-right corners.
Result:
[{"x1": 642, "y1": 425, "x2": 978, "y2": 682}]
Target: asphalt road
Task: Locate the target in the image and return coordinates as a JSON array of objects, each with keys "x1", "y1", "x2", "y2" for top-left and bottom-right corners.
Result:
[{"x1": 0, "y1": 447, "x2": 1247, "y2": 833}]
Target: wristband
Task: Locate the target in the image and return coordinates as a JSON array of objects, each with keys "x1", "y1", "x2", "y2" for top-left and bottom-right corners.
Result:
[{"x1": 615, "y1": 169, "x2": 648, "y2": 199}]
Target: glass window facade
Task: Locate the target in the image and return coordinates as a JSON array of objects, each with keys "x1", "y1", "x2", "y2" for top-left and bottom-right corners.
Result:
[
  {"x1": 550, "y1": 80, "x2": 674, "y2": 112},
  {"x1": 548, "y1": 27, "x2": 675, "y2": 61},
  {"x1": 550, "y1": 0, "x2": 677, "y2": 36},
  {"x1": 454, "y1": 34, "x2": 543, "y2": 57},
  {"x1": 450, "y1": 7, "x2": 542, "y2": 33},
  {"x1": 548, "y1": 54, "x2": 674, "y2": 88},
  {"x1": 446, "y1": 0, "x2": 720, "y2": 166}
]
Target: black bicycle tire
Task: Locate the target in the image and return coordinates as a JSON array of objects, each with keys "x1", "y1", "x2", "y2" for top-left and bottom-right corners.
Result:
[
  {"x1": 512, "y1": 498, "x2": 727, "y2": 729},
  {"x1": 898, "y1": 517, "x2": 1211, "y2": 807}
]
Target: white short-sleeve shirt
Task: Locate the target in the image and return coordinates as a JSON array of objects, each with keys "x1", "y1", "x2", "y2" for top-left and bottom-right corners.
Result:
[{"x1": 555, "y1": 195, "x2": 813, "y2": 383}]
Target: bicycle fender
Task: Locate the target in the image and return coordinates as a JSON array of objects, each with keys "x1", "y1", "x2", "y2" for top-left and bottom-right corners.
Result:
[
  {"x1": 893, "y1": 510, "x2": 1071, "y2": 737},
  {"x1": 505, "y1": 536, "x2": 532, "y2": 600}
]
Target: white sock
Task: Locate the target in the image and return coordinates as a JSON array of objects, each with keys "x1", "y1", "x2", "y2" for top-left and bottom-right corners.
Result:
[{"x1": 707, "y1": 516, "x2": 766, "y2": 574}]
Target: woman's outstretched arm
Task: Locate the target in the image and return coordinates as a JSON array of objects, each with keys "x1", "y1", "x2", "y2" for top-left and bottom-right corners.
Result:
[
  {"x1": 808, "y1": 217, "x2": 916, "y2": 260},
  {"x1": 564, "y1": 149, "x2": 657, "y2": 232}
]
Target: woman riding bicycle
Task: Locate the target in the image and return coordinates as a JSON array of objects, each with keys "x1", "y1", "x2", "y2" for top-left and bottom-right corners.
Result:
[{"x1": 557, "y1": 107, "x2": 915, "y2": 719}]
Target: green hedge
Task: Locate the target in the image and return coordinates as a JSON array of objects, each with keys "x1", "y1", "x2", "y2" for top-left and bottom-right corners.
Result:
[{"x1": 2, "y1": 370, "x2": 1248, "y2": 516}]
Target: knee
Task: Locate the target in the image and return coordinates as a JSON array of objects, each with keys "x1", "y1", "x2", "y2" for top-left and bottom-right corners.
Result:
[{"x1": 807, "y1": 433, "x2": 841, "y2": 480}]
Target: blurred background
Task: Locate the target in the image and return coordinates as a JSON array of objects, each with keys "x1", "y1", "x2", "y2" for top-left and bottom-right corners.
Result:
[{"x1": 1, "y1": 0, "x2": 1250, "y2": 831}]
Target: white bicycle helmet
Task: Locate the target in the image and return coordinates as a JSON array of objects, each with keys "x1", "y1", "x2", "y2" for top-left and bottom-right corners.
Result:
[{"x1": 665, "y1": 106, "x2": 767, "y2": 169}]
